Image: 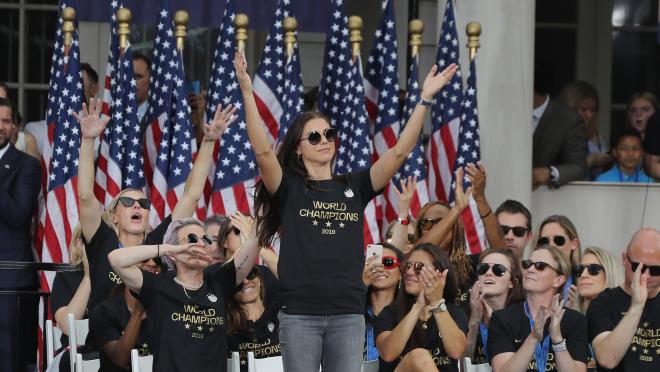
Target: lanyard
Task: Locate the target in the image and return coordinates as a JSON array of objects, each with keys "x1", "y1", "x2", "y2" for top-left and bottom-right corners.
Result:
[
  {"x1": 524, "y1": 301, "x2": 551, "y2": 372},
  {"x1": 562, "y1": 275, "x2": 573, "y2": 300},
  {"x1": 479, "y1": 321, "x2": 489, "y2": 360},
  {"x1": 365, "y1": 306, "x2": 379, "y2": 361}
]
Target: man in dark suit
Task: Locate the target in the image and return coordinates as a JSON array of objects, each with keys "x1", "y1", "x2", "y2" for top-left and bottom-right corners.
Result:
[
  {"x1": 0, "y1": 97, "x2": 41, "y2": 371},
  {"x1": 532, "y1": 65, "x2": 588, "y2": 189}
]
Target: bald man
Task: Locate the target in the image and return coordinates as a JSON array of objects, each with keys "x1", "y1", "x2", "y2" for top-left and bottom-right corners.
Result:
[{"x1": 587, "y1": 228, "x2": 660, "y2": 371}]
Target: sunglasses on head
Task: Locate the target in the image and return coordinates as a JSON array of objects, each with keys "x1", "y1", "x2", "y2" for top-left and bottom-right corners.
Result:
[
  {"x1": 382, "y1": 256, "x2": 401, "y2": 269},
  {"x1": 118, "y1": 196, "x2": 151, "y2": 210},
  {"x1": 521, "y1": 259, "x2": 561, "y2": 274},
  {"x1": 501, "y1": 225, "x2": 529, "y2": 238},
  {"x1": 419, "y1": 217, "x2": 442, "y2": 231},
  {"x1": 300, "y1": 127, "x2": 337, "y2": 146},
  {"x1": 627, "y1": 254, "x2": 660, "y2": 276},
  {"x1": 476, "y1": 262, "x2": 510, "y2": 277},
  {"x1": 574, "y1": 263, "x2": 604, "y2": 277},
  {"x1": 179, "y1": 233, "x2": 214, "y2": 246},
  {"x1": 537, "y1": 235, "x2": 567, "y2": 247}
]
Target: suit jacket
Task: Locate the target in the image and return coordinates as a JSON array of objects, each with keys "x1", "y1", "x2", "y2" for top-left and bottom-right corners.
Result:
[
  {"x1": 0, "y1": 144, "x2": 42, "y2": 288},
  {"x1": 533, "y1": 100, "x2": 588, "y2": 185}
]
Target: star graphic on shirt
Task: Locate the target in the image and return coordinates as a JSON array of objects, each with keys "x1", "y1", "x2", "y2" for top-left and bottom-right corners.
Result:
[
  {"x1": 241, "y1": 360, "x2": 246, "y2": 365},
  {"x1": 312, "y1": 220, "x2": 318, "y2": 226},
  {"x1": 197, "y1": 326, "x2": 203, "y2": 331},
  {"x1": 142, "y1": 343, "x2": 148, "y2": 348},
  {"x1": 656, "y1": 348, "x2": 660, "y2": 355},
  {"x1": 631, "y1": 345, "x2": 637, "y2": 352},
  {"x1": 325, "y1": 221, "x2": 332, "y2": 227},
  {"x1": 339, "y1": 222, "x2": 345, "y2": 228},
  {"x1": 643, "y1": 348, "x2": 649, "y2": 354},
  {"x1": 184, "y1": 323, "x2": 190, "y2": 330},
  {"x1": 209, "y1": 327, "x2": 215, "y2": 332},
  {"x1": 643, "y1": 322, "x2": 649, "y2": 328}
]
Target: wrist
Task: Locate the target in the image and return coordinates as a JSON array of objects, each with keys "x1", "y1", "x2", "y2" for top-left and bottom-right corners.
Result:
[
  {"x1": 202, "y1": 136, "x2": 217, "y2": 143},
  {"x1": 550, "y1": 334, "x2": 563, "y2": 344},
  {"x1": 420, "y1": 92, "x2": 433, "y2": 102}
]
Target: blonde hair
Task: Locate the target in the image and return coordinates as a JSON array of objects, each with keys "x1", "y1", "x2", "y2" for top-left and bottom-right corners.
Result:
[
  {"x1": 101, "y1": 188, "x2": 147, "y2": 236},
  {"x1": 576, "y1": 247, "x2": 624, "y2": 313},
  {"x1": 627, "y1": 91, "x2": 658, "y2": 112},
  {"x1": 534, "y1": 244, "x2": 570, "y2": 294},
  {"x1": 538, "y1": 215, "x2": 581, "y2": 268},
  {"x1": 68, "y1": 225, "x2": 84, "y2": 265}
]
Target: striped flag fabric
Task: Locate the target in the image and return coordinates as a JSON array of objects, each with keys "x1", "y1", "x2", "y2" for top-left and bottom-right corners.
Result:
[
  {"x1": 450, "y1": 58, "x2": 486, "y2": 254},
  {"x1": 318, "y1": 0, "x2": 380, "y2": 245},
  {"x1": 205, "y1": 0, "x2": 259, "y2": 215},
  {"x1": 427, "y1": 0, "x2": 463, "y2": 204},
  {"x1": 143, "y1": 0, "x2": 195, "y2": 226},
  {"x1": 253, "y1": 0, "x2": 303, "y2": 144}
]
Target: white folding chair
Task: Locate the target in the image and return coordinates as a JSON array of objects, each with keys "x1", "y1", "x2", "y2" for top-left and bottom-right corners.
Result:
[
  {"x1": 74, "y1": 353, "x2": 100, "y2": 372},
  {"x1": 67, "y1": 313, "x2": 99, "y2": 372},
  {"x1": 131, "y1": 348, "x2": 153, "y2": 372},
  {"x1": 461, "y1": 357, "x2": 492, "y2": 372},
  {"x1": 45, "y1": 319, "x2": 63, "y2": 367},
  {"x1": 360, "y1": 360, "x2": 379, "y2": 372},
  {"x1": 247, "y1": 351, "x2": 284, "y2": 372},
  {"x1": 227, "y1": 351, "x2": 241, "y2": 372}
]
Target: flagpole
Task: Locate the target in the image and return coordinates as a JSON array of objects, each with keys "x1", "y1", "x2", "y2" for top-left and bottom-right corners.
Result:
[
  {"x1": 61, "y1": 7, "x2": 75, "y2": 56},
  {"x1": 174, "y1": 10, "x2": 189, "y2": 51},
  {"x1": 466, "y1": 22, "x2": 481, "y2": 61},
  {"x1": 348, "y1": 15, "x2": 363, "y2": 62},
  {"x1": 283, "y1": 16, "x2": 298, "y2": 61},
  {"x1": 409, "y1": 19, "x2": 423, "y2": 58},
  {"x1": 117, "y1": 7, "x2": 131, "y2": 56},
  {"x1": 235, "y1": 13, "x2": 249, "y2": 53}
]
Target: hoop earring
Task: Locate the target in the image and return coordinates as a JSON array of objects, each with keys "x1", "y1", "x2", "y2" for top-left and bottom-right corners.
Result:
[{"x1": 297, "y1": 153, "x2": 302, "y2": 159}]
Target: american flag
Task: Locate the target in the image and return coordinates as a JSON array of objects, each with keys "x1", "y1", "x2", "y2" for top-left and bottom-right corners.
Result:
[
  {"x1": 450, "y1": 58, "x2": 486, "y2": 254},
  {"x1": 253, "y1": 0, "x2": 303, "y2": 143},
  {"x1": 319, "y1": 0, "x2": 379, "y2": 245},
  {"x1": 205, "y1": 0, "x2": 258, "y2": 215},
  {"x1": 427, "y1": 0, "x2": 462, "y2": 204},
  {"x1": 363, "y1": 0, "x2": 400, "y2": 231},
  {"x1": 95, "y1": 0, "x2": 123, "y2": 206},
  {"x1": 393, "y1": 55, "x2": 430, "y2": 219},
  {"x1": 143, "y1": 0, "x2": 195, "y2": 226}
]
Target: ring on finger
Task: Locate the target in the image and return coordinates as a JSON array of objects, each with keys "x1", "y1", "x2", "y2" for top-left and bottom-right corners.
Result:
[
  {"x1": 371, "y1": 268, "x2": 376, "y2": 274},
  {"x1": 425, "y1": 282, "x2": 432, "y2": 288}
]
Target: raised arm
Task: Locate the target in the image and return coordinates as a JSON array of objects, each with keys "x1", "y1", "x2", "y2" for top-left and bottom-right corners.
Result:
[
  {"x1": 172, "y1": 103, "x2": 237, "y2": 219},
  {"x1": 225, "y1": 213, "x2": 261, "y2": 283},
  {"x1": 73, "y1": 98, "x2": 109, "y2": 241},
  {"x1": 235, "y1": 51, "x2": 282, "y2": 194},
  {"x1": 389, "y1": 176, "x2": 415, "y2": 252},
  {"x1": 465, "y1": 163, "x2": 505, "y2": 248},
  {"x1": 370, "y1": 64, "x2": 458, "y2": 191}
]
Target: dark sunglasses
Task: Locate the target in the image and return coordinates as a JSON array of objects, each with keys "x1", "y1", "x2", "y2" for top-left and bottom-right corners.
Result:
[
  {"x1": 404, "y1": 261, "x2": 425, "y2": 274},
  {"x1": 232, "y1": 226, "x2": 241, "y2": 236},
  {"x1": 537, "y1": 235, "x2": 566, "y2": 247},
  {"x1": 476, "y1": 263, "x2": 510, "y2": 277},
  {"x1": 521, "y1": 259, "x2": 561, "y2": 274},
  {"x1": 382, "y1": 256, "x2": 401, "y2": 269},
  {"x1": 179, "y1": 233, "x2": 214, "y2": 246},
  {"x1": 501, "y1": 225, "x2": 529, "y2": 238},
  {"x1": 118, "y1": 196, "x2": 151, "y2": 210},
  {"x1": 574, "y1": 263, "x2": 604, "y2": 277},
  {"x1": 419, "y1": 217, "x2": 442, "y2": 231},
  {"x1": 407, "y1": 234, "x2": 415, "y2": 244},
  {"x1": 300, "y1": 127, "x2": 337, "y2": 145},
  {"x1": 246, "y1": 267, "x2": 260, "y2": 280},
  {"x1": 627, "y1": 254, "x2": 660, "y2": 276}
]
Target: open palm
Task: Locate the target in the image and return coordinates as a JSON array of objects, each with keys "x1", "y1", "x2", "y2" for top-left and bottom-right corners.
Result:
[{"x1": 72, "y1": 98, "x2": 110, "y2": 140}]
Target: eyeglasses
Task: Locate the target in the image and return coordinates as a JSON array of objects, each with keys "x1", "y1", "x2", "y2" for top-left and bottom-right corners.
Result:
[
  {"x1": 627, "y1": 254, "x2": 660, "y2": 277},
  {"x1": 382, "y1": 256, "x2": 401, "y2": 269},
  {"x1": 537, "y1": 235, "x2": 567, "y2": 247},
  {"x1": 231, "y1": 226, "x2": 241, "y2": 236},
  {"x1": 404, "y1": 261, "x2": 425, "y2": 274},
  {"x1": 246, "y1": 267, "x2": 260, "y2": 280},
  {"x1": 476, "y1": 263, "x2": 510, "y2": 277},
  {"x1": 300, "y1": 128, "x2": 337, "y2": 145},
  {"x1": 118, "y1": 196, "x2": 151, "y2": 210},
  {"x1": 501, "y1": 225, "x2": 529, "y2": 238},
  {"x1": 521, "y1": 259, "x2": 561, "y2": 274},
  {"x1": 178, "y1": 233, "x2": 214, "y2": 246},
  {"x1": 419, "y1": 218, "x2": 442, "y2": 231},
  {"x1": 574, "y1": 263, "x2": 604, "y2": 277}
]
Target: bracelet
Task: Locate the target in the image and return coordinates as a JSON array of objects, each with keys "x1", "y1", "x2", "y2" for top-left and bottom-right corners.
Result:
[
  {"x1": 551, "y1": 339, "x2": 567, "y2": 353},
  {"x1": 203, "y1": 137, "x2": 216, "y2": 142},
  {"x1": 429, "y1": 298, "x2": 447, "y2": 313},
  {"x1": 418, "y1": 97, "x2": 434, "y2": 107},
  {"x1": 397, "y1": 216, "x2": 410, "y2": 225},
  {"x1": 479, "y1": 209, "x2": 492, "y2": 219},
  {"x1": 156, "y1": 245, "x2": 160, "y2": 258}
]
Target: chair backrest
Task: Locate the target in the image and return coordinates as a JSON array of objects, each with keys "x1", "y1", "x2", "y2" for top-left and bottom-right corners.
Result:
[
  {"x1": 360, "y1": 360, "x2": 379, "y2": 372},
  {"x1": 75, "y1": 353, "x2": 100, "y2": 372},
  {"x1": 131, "y1": 349, "x2": 153, "y2": 372},
  {"x1": 461, "y1": 357, "x2": 492, "y2": 372},
  {"x1": 46, "y1": 319, "x2": 63, "y2": 366},
  {"x1": 247, "y1": 352, "x2": 284, "y2": 372},
  {"x1": 68, "y1": 313, "x2": 91, "y2": 372},
  {"x1": 227, "y1": 351, "x2": 240, "y2": 372}
]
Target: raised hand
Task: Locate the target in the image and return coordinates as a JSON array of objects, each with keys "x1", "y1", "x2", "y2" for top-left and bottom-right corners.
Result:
[
  {"x1": 465, "y1": 162, "x2": 487, "y2": 200},
  {"x1": 393, "y1": 176, "x2": 417, "y2": 215},
  {"x1": 454, "y1": 167, "x2": 472, "y2": 211},
  {"x1": 421, "y1": 63, "x2": 459, "y2": 101},
  {"x1": 234, "y1": 51, "x2": 252, "y2": 92},
  {"x1": 565, "y1": 284, "x2": 577, "y2": 309},
  {"x1": 167, "y1": 242, "x2": 212, "y2": 265},
  {"x1": 630, "y1": 261, "x2": 649, "y2": 310},
  {"x1": 204, "y1": 103, "x2": 238, "y2": 141},
  {"x1": 362, "y1": 255, "x2": 385, "y2": 287},
  {"x1": 420, "y1": 266, "x2": 447, "y2": 305},
  {"x1": 469, "y1": 281, "x2": 485, "y2": 322},
  {"x1": 531, "y1": 305, "x2": 549, "y2": 341},
  {"x1": 72, "y1": 98, "x2": 110, "y2": 140},
  {"x1": 229, "y1": 212, "x2": 254, "y2": 240},
  {"x1": 549, "y1": 293, "x2": 566, "y2": 342}
]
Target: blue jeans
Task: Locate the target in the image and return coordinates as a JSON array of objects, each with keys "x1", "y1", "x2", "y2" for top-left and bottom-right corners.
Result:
[{"x1": 278, "y1": 313, "x2": 365, "y2": 372}]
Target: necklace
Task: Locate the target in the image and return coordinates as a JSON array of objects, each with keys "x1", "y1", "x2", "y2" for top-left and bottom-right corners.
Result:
[{"x1": 174, "y1": 277, "x2": 204, "y2": 299}]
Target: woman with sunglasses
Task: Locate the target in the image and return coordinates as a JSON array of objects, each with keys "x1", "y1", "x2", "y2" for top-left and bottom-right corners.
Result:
[
  {"x1": 488, "y1": 245, "x2": 588, "y2": 372},
  {"x1": 375, "y1": 243, "x2": 467, "y2": 372},
  {"x1": 73, "y1": 99, "x2": 237, "y2": 312},
  {"x1": 537, "y1": 215, "x2": 582, "y2": 306},
  {"x1": 464, "y1": 248, "x2": 524, "y2": 365},
  {"x1": 362, "y1": 243, "x2": 405, "y2": 364},
  {"x1": 107, "y1": 217, "x2": 260, "y2": 372},
  {"x1": 234, "y1": 51, "x2": 458, "y2": 372}
]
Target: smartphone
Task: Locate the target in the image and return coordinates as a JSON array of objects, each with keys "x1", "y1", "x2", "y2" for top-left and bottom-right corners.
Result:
[{"x1": 365, "y1": 244, "x2": 383, "y2": 263}]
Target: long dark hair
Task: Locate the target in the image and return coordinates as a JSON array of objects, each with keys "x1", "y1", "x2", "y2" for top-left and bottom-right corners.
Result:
[
  {"x1": 226, "y1": 274, "x2": 266, "y2": 334},
  {"x1": 366, "y1": 243, "x2": 405, "y2": 317},
  {"x1": 254, "y1": 110, "x2": 341, "y2": 247},
  {"x1": 478, "y1": 248, "x2": 524, "y2": 307},
  {"x1": 390, "y1": 243, "x2": 459, "y2": 351}
]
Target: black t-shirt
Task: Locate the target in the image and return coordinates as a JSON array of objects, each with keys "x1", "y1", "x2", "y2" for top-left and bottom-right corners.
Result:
[
  {"x1": 488, "y1": 303, "x2": 588, "y2": 372},
  {"x1": 137, "y1": 263, "x2": 237, "y2": 372},
  {"x1": 374, "y1": 303, "x2": 469, "y2": 372},
  {"x1": 272, "y1": 170, "x2": 380, "y2": 315},
  {"x1": 471, "y1": 325, "x2": 489, "y2": 365},
  {"x1": 227, "y1": 306, "x2": 281, "y2": 372},
  {"x1": 50, "y1": 270, "x2": 86, "y2": 348},
  {"x1": 89, "y1": 294, "x2": 151, "y2": 372},
  {"x1": 643, "y1": 112, "x2": 660, "y2": 155},
  {"x1": 255, "y1": 265, "x2": 279, "y2": 306},
  {"x1": 586, "y1": 286, "x2": 660, "y2": 372},
  {"x1": 85, "y1": 214, "x2": 171, "y2": 312}
]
